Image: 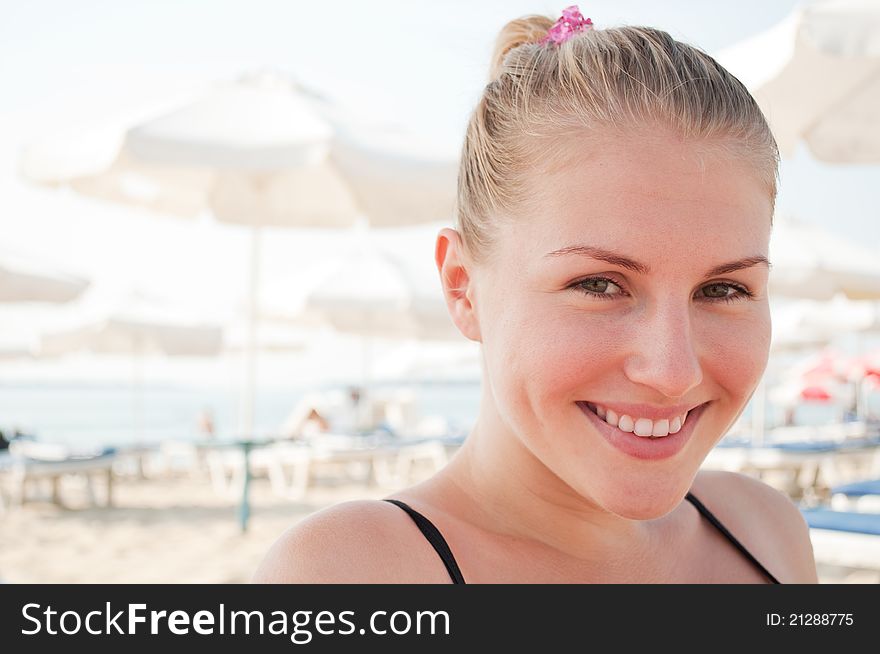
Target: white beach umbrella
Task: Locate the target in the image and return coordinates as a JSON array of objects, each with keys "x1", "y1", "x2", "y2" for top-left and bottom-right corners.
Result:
[
  {"x1": 39, "y1": 316, "x2": 222, "y2": 358},
  {"x1": 19, "y1": 71, "x2": 458, "y2": 437},
  {"x1": 771, "y1": 294, "x2": 880, "y2": 346},
  {"x1": 303, "y1": 245, "x2": 459, "y2": 341},
  {"x1": 788, "y1": 293, "x2": 880, "y2": 334},
  {"x1": 221, "y1": 317, "x2": 307, "y2": 354},
  {"x1": 21, "y1": 73, "x2": 456, "y2": 226},
  {"x1": 300, "y1": 243, "x2": 463, "y2": 428},
  {"x1": 768, "y1": 215, "x2": 880, "y2": 300},
  {"x1": 717, "y1": 0, "x2": 880, "y2": 162},
  {"x1": 0, "y1": 252, "x2": 89, "y2": 304},
  {"x1": 0, "y1": 253, "x2": 90, "y2": 362}
]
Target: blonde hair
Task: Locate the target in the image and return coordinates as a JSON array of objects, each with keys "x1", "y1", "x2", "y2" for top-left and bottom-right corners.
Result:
[{"x1": 457, "y1": 16, "x2": 779, "y2": 263}]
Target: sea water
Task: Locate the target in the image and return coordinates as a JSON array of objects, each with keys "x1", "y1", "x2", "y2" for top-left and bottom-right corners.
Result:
[
  {"x1": 2, "y1": 377, "x2": 876, "y2": 451},
  {"x1": 0, "y1": 379, "x2": 483, "y2": 449}
]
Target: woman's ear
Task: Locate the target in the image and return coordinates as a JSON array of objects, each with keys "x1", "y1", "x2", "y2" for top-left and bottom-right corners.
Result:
[{"x1": 435, "y1": 228, "x2": 482, "y2": 343}]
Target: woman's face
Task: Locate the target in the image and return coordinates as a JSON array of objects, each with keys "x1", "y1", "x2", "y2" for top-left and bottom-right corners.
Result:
[{"x1": 468, "y1": 132, "x2": 773, "y2": 519}]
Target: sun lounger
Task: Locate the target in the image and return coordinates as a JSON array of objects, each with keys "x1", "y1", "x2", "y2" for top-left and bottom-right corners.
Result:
[
  {"x1": 830, "y1": 478, "x2": 880, "y2": 512},
  {"x1": 372, "y1": 438, "x2": 448, "y2": 488},
  {"x1": 801, "y1": 508, "x2": 880, "y2": 571},
  {"x1": 1, "y1": 442, "x2": 116, "y2": 509},
  {"x1": 151, "y1": 440, "x2": 204, "y2": 478},
  {"x1": 831, "y1": 478, "x2": 880, "y2": 498},
  {"x1": 256, "y1": 442, "x2": 312, "y2": 500},
  {"x1": 204, "y1": 447, "x2": 248, "y2": 499},
  {"x1": 766, "y1": 420, "x2": 873, "y2": 443},
  {"x1": 703, "y1": 436, "x2": 880, "y2": 500},
  {"x1": 202, "y1": 439, "x2": 312, "y2": 501}
]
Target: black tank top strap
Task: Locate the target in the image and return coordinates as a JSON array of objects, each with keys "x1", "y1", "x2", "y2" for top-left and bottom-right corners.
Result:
[
  {"x1": 384, "y1": 495, "x2": 780, "y2": 584},
  {"x1": 383, "y1": 499, "x2": 466, "y2": 584},
  {"x1": 685, "y1": 492, "x2": 781, "y2": 584}
]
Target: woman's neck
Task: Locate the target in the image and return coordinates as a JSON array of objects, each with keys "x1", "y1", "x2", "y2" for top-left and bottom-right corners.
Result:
[{"x1": 433, "y1": 391, "x2": 662, "y2": 563}]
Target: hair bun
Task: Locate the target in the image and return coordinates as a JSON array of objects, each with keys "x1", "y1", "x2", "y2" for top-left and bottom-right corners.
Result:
[{"x1": 489, "y1": 15, "x2": 554, "y2": 80}]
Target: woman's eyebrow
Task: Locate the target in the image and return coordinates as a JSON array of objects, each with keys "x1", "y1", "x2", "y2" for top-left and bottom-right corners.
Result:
[{"x1": 544, "y1": 245, "x2": 771, "y2": 276}]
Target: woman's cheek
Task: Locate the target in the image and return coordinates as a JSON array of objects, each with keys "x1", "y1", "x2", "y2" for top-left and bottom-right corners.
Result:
[
  {"x1": 510, "y1": 313, "x2": 631, "y2": 414},
  {"x1": 541, "y1": 320, "x2": 627, "y2": 392},
  {"x1": 702, "y1": 311, "x2": 771, "y2": 402},
  {"x1": 483, "y1": 307, "x2": 579, "y2": 426}
]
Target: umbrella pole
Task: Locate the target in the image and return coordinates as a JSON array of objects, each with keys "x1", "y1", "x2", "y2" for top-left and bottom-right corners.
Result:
[
  {"x1": 238, "y1": 225, "x2": 261, "y2": 439},
  {"x1": 360, "y1": 330, "x2": 373, "y2": 432},
  {"x1": 857, "y1": 378, "x2": 868, "y2": 421},
  {"x1": 855, "y1": 332, "x2": 867, "y2": 421},
  {"x1": 132, "y1": 337, "x2": 144, "y2": 443}
]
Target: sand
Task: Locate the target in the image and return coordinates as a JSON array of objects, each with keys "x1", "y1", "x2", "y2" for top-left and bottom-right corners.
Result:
[
  {"x1": 1, "y1": 470, "x2": 876, "y2": 584},
  {"x1": 0, "y1": 472, "x2": 388, "y2": 584}
]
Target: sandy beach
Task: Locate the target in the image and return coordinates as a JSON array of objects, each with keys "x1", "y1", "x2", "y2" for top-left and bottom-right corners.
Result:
[
  {"x1": 0, "y1": 472, "x2": 388, "y2": 584},
  {"x1": 1, "y1": 468, "x2": 877, "y2": 584}
]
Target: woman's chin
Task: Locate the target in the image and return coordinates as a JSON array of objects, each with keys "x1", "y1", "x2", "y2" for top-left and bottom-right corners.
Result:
[{"x1": 579, "y1": 477, "x2": 691, "y2": 520}]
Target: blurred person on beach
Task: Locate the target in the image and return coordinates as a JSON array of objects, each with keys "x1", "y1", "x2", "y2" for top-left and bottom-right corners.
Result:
[
  {"x1": 287, "y1": 407, "x2": 332, "y2": 440},
  {"x1": 196, "y1": 408, "x2": 216, "y2": 440},
  {"x1": 255, "y1": 6, "x2": 817, "y2": 583},
  {"x1": 278, "y1": 387, "x2": 370, "y2": 440},
  {"x1": 342, "y1": 385, "x2": 367, "y2": 433}
]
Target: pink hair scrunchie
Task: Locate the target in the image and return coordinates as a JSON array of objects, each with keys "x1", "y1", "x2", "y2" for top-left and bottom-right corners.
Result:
[{"x1": 540, "y1": 5, "x2": 594, "y2": 46}]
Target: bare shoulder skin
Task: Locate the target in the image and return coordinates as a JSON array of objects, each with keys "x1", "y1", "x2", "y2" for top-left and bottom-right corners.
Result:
[
  {"x1": 690, "y1": 469, "x2": 819, "y2": 583},
  {"x1": 253, "y1": 470, "x2": 818, "y2": 584},
  {"x1": 251, "y1": 499, "x2": 452, "y2": 584}
]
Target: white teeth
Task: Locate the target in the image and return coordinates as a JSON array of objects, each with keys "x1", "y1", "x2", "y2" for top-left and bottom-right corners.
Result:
[
  {"x1": 588, "y1": 403, "x2": 699, "y2": 439},
  {"x1": 605, "y1": 409, "x2": 618, "y2": 427},
  {"x1": 633, "y1": 418, "x2": 653, "y2": 437},
  {"x1": 617, "y1": 414, "x2": 634, "y2": 433},
  {"x1": 652, "y1": 419, "x2": 670, "y2": 437}
]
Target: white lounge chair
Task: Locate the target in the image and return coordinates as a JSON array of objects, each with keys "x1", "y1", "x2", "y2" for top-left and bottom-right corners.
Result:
[
  {"x1": 2, "y1": 441, "x2": 116, "y2": 508},
  {"x1": 255, "y1": 441, "x2": 312, "y2": 501},
  {"x1": 372, "y1": 439, "x2": 448, "y2": 489}
]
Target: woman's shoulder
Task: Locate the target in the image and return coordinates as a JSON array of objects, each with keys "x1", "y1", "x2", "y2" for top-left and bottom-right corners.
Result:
[
  {"x1": 690, "y1": 469, "x2": 818, "y2": 583},
  {"x1": 251, "y1": 498, "x2": 455, "y2": 584}
]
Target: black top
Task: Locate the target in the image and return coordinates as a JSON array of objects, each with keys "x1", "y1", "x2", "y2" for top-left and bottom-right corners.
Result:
[
  {"x1": 383, "y1": 498, "x2": 466, "y2": 584},
  {"x1": 383, "y1": 492, "x2": 782, "y2": 584}
]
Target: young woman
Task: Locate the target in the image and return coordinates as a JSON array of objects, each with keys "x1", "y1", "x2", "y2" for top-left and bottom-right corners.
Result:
[{"x1": 254, "y1": 7, "x2": 818, "y2": 584}]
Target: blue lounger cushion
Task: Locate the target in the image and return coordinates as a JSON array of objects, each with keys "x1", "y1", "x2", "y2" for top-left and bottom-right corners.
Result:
[
  {"x1": 716, "y1": 436, "x2": 880, "y2": 453},
  {"x1": 801, "y1": 508, "x2": 880, "y2": 536},
  {"x1": 830, "y1": 479, "x2": 880, "y2": 498}
]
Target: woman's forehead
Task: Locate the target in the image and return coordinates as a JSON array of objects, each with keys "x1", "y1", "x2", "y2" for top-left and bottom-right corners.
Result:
[{"x1": 505, "y1": 134, "x2": 773, "y2": 258}]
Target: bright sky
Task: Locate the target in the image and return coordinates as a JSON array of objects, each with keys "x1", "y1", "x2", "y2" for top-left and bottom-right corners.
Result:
[{"x1": 1, "y1": 0, "x2": 879, "y2": 386}]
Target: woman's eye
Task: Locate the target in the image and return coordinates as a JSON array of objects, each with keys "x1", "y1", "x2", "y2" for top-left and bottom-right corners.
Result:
[
  {"x1": 571, "y1": 277, "x2": 624, "y2": 300},
  {"x1": 699, "y1": 282, "x2": 753, "y2": 303},
  {"x1": 570, "y1": 278, "x2": 753, "y2": 303}
]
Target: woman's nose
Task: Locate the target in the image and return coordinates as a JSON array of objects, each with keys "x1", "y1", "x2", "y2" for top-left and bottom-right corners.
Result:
[{"x1": 622, "y1": 303, "x2": 703, "y2": 400}]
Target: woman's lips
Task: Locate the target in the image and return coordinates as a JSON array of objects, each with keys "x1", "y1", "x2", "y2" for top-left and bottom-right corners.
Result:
[{"x1": 577, "y1": 401, "x2": 709, "y2": 461}]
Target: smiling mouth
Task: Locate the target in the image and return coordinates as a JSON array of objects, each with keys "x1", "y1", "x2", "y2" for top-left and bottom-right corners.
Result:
[
  {"x1": 575, "y1": 400, "x2": 711, "y2": 461},
  {"x1": 577, "y1": 401, "x2": 709, "y2": 439}
]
